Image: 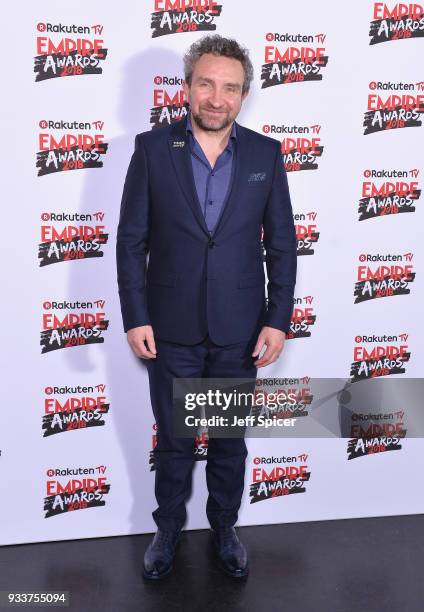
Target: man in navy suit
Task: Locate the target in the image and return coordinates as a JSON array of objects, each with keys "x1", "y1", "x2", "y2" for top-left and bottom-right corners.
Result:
[{"x1": 116, "y1": 34, "x2": 297, "y2": 580}]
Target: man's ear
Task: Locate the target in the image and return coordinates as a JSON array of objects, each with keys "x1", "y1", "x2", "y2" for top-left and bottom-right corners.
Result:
[
  {"x1": 183, "y1": 79, "x2": 190, "y2": 99},
  {"x1": 241, "y1": 89, "x2": 250, "y2": 102}
]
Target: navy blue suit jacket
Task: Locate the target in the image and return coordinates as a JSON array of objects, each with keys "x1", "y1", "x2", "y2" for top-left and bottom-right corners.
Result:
[{"x1": 116, "y1": 116, "x2": 297, "y2": 346}]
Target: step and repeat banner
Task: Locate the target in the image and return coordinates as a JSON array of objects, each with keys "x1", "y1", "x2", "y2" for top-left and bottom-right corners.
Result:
[{"x1": 0, "y1": 1, "x2": 423, "y2": 545}]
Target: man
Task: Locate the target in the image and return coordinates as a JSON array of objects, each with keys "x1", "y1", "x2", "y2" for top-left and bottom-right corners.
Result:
[{"x1": 116, "y1": 35, "x2": 297, "y2": 580}]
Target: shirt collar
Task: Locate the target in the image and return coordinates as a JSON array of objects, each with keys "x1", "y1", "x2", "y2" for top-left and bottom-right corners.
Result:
[{"x1": 186, "y1": 112, "x2": 237, "y2": 151}]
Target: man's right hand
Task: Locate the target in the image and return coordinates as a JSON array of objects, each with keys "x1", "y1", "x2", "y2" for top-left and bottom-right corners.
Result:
[{"x1": 127, "y1": 325, "x2": 157, "y2": 359}]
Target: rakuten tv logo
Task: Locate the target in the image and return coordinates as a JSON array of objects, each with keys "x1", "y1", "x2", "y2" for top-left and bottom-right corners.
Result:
[
  {"x1": 261, "y1": 32, "x2": 328, "y2": 88},
  {"x1": 151, "y1": 0, "x2": 223, "y2": 37},
  {"x1": 354, "y1": 252, "x2": 415, "y2": 303},
  {"x1": 363, "y1": 81, "x2": 424, "y2": 134},
  {"x1": 44, "y1": 465, "x2": 110, "y2": 517},
  {"x1": 293, "y1": 212, "x2": 320, "y2": 255},
  {"x1": 43, "y1": 383, "x2": 110, "y2": 437},
  {"x1": 40, "y1": 300, "x2": 109, "y2": 353},
  {"x1": 34, "y1": 22, "x2": 107, "y2": 81},
  {"x1": 287, "y1": 296, "x2": 316, "y2": 340},
  {"x1": 350, "y1": 333, "x2": 411, "y2": 381},
  {"x1": 359, "y1": 168, "x2": 421, "y2": 220},
  {"x1": 369, "y1": 3, "x2": 424, "y2": 44},
  {"x1": 249, "y1": 453, "x2": 310, "y2": 503},
  {"x1": 251, "y1": 377, "x2": 313, "y2": 421},
  {"x1": 347, "y1": 410, "x2": 406, "y2": 459},
  {"x1": 37, "y1": 119, "x2": 108, "y2": 176},
  {"x1": 262, "y1": 124, "x2": 324, "y2": 172},
  {"x1": 151, "y1": 75, "x2": 188, "y2": 129},
  {"x1": 39, "y1": 211, "x2": 108, "y2": 266}
]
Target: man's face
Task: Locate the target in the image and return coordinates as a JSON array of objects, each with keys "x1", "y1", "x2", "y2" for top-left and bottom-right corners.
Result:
[{"x1": 184, "y1": 53, "x2": 248, "y2": 132}]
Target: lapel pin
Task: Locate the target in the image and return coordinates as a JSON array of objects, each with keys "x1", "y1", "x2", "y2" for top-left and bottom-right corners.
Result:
[{"x1": 172, "y1": 140, "x2": 186, "y2": 148}]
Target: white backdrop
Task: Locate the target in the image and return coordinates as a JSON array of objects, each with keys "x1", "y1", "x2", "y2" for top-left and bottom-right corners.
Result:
[{"x1": 0, "y1": 1, "x2": 423, "y2": 545}]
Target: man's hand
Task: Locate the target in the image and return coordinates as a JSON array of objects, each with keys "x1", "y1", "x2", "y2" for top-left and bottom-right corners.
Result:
[
  {"x1": 252, "y1": 326, "x2": 286, "y2": 368},
  {"x1": 127, "y1": 325, "x2": 157, "y2": 359}
]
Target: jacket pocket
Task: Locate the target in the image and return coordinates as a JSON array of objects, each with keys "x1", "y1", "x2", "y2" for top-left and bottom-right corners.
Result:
[{"x1": 238, "y1": 271, "x2": 265, "y2": 288}]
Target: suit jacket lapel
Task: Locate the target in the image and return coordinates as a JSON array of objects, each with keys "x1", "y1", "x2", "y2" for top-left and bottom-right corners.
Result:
[
  {"x1": 210, "y1": 122, "x2": 250, "y2": 238},
  {"x1": 167, "y1": 117, "x2": 252, "y2": 238},
  {"x1": 168, "y1": 117, "x2": 210, "y2": 236}
]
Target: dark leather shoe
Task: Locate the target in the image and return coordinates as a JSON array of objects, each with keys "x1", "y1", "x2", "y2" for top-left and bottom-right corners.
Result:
[
  {"x1": 211, "y1": 526, "x2": 249, "y2": 578},
  {"x1": 142, "y1": 528, "x2": 181, "y2": 580}
]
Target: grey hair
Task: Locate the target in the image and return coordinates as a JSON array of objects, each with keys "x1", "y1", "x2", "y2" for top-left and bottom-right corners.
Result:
[{"x1": 183, "y1": 34, "x2": 254, "y2": 95}]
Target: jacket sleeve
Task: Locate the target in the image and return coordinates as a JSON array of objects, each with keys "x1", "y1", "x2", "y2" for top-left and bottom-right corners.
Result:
[
  {"x1": 116, "y1": 134, "x2": 151, "y2": 333},
  {"x1": 262, "y1": 141, "x2": 297, "y2": 334}
]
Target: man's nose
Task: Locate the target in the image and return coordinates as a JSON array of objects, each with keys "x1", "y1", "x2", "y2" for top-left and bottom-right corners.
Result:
[{"x1": 208, "y1": 90, "x2": 225, "y2": 107}]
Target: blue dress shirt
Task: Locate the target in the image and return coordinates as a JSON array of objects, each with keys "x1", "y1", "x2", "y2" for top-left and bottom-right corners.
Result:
[{"x1": 186, "y1": 113, "x2": 237, "y2": 234}]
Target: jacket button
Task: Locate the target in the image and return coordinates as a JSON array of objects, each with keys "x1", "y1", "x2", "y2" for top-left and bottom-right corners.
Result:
[{"x1": 208, "y1": 239, "x2": 215, "y2": 248}]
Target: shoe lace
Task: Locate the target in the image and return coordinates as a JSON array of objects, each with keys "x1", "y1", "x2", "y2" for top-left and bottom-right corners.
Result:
[
  {"x1": 219, "y1": 527, "x2": 236, "y2": 549},
  {"x1": 154, "y1": 529, "x2": 175, "y2": 551}
]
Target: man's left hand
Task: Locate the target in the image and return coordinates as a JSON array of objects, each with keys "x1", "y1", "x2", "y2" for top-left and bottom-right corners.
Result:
[{"x1": 252, "y1": 326, "x2": 286, "y2": 368}]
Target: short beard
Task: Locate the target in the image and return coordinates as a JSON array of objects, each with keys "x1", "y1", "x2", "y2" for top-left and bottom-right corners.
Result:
[{"x1": 191, "y1": 109, "x2": 233, "y2": 133}]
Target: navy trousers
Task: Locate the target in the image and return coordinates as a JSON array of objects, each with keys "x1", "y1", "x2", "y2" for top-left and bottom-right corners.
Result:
[{"x1": 146, "y1": 330, "x2": 258, "y2": 532}]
